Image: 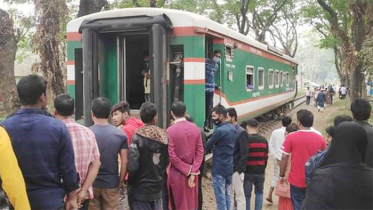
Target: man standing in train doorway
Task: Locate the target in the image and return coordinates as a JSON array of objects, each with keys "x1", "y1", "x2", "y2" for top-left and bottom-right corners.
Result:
[
  {"x1": 204, "y1": 49, "x2": 222, "y2": 132},
  {"x1": 142, "y1": 53, "x2": 151, "y2": 102}
]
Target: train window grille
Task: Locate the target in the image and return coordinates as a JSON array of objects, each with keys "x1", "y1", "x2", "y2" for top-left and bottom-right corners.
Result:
[
  {"x1": 225, "y1": 44, "x2": 234, "y2": 62},
  {"x1": 280, "y1": 71, "x2": 283, "y2": 87},
  {"x1": 275, "y1": 70, "x2": 279, "y2": 88},
  {"x1": 268, "y1": 69, "x2": 274, "y2": 89},
  {"x1": 286, "y1": 73, "x2": 290, "y2": 86},
  {"x1": 258, "y1": 67, "x2": 264, "y2": 90},
  {"x1": 246, "y1": 66, "x2": 254, "y2": 92}
]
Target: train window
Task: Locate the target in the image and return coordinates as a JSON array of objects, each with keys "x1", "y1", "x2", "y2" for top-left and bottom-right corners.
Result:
[
  {"x1": 286, "y1": 73, "x2": 290, "y2": 86},
  {"x1": 279, "y1": 71, "x2": 283, "y2": 87},
  {"x1": 228, "y1": 71, "x2": 233, "y2": 81},
  {"x1": 246, "y1": 66, "x2": 254, "y2": 91},
  {"x1": 258, "y1": 67, "x2": 264, "y2": 90},
  {"x1": 225, "y1": 44, "x2": 234, "y2": 62},
  {"x1": 275, "y1": 70, "x2": 279, "y2": 88},
  {"x1": 268, "y1": 69, "x2": 274, "y2": 89}
]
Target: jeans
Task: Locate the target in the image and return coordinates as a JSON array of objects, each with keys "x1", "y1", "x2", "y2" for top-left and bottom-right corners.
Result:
[
  {"x1": 204, "y1": 91, "x2": 214, "y2": 128},
  {"x1": 306, "y1": 96, "x2": 310, "y2": 105},
  {"x1": 133, "y1": 198, "x2": 162, "y2": 210},
  {"x1": 290, "y1": 184, "x2": 306, "y2": 210},
  {"x1": 243, "y1": 173, "x2": 264, "y2": 210},
  {"x1": 213, "y1": 174, "x2": 232, "y2": 210}
]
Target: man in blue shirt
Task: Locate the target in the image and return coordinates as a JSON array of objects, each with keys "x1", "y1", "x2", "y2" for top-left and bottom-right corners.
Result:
[
  {"x1": 1, "y1": 75, "x2": 79, "y2": 210},
  {"x1": 204, "y1": 50, "x2": 221, "y2": 132},
  {"x1": 205, "y1": 104, "x2": 235, "y2": 210}
]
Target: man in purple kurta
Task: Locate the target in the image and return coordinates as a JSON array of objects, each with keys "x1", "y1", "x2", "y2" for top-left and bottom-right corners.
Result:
[{"x1": 167, "y1": 101, "x2": 204, "y2": 210}]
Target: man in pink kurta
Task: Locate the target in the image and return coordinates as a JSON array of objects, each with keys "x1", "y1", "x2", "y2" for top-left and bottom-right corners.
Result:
[{"x1": 167, "y1": 101, "x2": 204, "y2": 210}]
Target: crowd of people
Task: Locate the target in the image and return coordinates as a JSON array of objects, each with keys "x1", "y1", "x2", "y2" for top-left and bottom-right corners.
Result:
[{"x1": 0, "y1": 74, "x2": 372, "y2": 210}]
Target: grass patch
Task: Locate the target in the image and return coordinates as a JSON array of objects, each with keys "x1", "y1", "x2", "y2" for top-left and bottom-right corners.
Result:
[{"x1": 297, "y1": 89, "x2": 306, "y2": 97}]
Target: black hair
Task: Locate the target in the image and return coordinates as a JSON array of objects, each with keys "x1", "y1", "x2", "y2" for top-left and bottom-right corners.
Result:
[
  {"x1": 185, "y1": 114, "x2": 194, "y2": 123},
  {"x1": 247, "y1": 119, "x2": 259, "y2": 128},
  {"x1": 213, "y1": 49, "x2": 222, "y2": 55},
  {"x1": 351, "y1": 99, "x2": 371, "y2": 121},
  {"x1": 91, "y1": 97, "x2": 112, "y2": 119},
  {"x1": 296, "y1": 109, "x2": 314, "y2": 127},
  {"x1": 282, "y1": 116, "x2": 292, "y2": 127},
  {"x1": 140, "y1": 102, "x2": 157, "y2": 124},
  {"x1": 333, "y1": 115, "x2": 353, "y2": 126},
  {"x1": 212, "y1": 104, "x2": 227, "y2": 117},
  {"x1": 326, "y1": 126, "x2": 335, "y2": 137},
  {"x1": 171, "y1": 101, "x2": 186, "y2": 118},
  {"x1": 54, "y1": 93, "x2": 74, "y2": 117},
  {"x1": 227, "y1": 107, "x2": 238, "y2": 122},
  {"x1": 286, "y1": 123, "x2": 299, "y2": 133},
  {"x1": 240, "y1": 120, "x2": 247, "y2": 129},
  {"x1": 17, "y1": 74, "x2": 47, "y2": 105},
  {"x1": 111, "y1": 101, "x2": 130, "y2": 115}
]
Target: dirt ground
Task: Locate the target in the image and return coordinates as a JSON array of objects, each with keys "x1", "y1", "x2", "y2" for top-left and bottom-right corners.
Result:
[{"x1": 202, "y1": 97, "x2": 345, "y2": 210}]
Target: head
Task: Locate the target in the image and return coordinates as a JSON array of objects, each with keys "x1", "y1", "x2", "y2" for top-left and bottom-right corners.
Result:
[
  {"x1": 325, "y1": 126, "x2": 335, "y2": 147},
  {"x1": 54, "y1": 93, "x2": 74, "y2": 118},
  {"x1": 333, "y1": 115, "x2": 353, "y2": 126},
  {"x1": 282, "y1": 116, "x2": 292, "y2": 127},
  {"x1": 213, "y1": 49, "x2": 222, "y2": 63},
  {"x1": 111, "y1": 101, "x2": 131, "y2": 126},
  {"x1": 140, "y1": 102, "x2": 157, "y2": 125},
  {"x1": 227, "y1": 107, "x2": 238, "y2": 124},
  {"x1": 211, "y1": 104, "x2": 227, "y2": 126},
  {"x1": 17, "y1": 74, "x2": 47, "y2": 109},
  {"x1": 91, "y1": 97, "x2": 112, "y2": 122},
  {"x1": 240, "y1": 120, "x2": 247, "y2": 130},
  {"x1": 246, "y1": 119, "x2": 259, "y2": 134},
  {"x1": 296, "y1": 109, "x2": 313, "y2": 128},
  {"x1": 351, "y1": 99, "x2": 371, "y2": 121},
  {"x1": 171, "y1": 101, "x2": 186, "y2": 119},
  {"x1": 285, "y1": 123, "x2": 299, "y2": 136}
]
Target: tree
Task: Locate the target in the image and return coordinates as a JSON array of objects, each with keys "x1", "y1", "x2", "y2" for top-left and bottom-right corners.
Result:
[
  {"x1": 33, "y1": 0, "x2": 68, "y2": 106},
  {"x1": 0, "y1": 9, "x2": 21, "y2": 115},
  {"x1": 78, "y1": 0, "x2": 108, "y2": 17}
]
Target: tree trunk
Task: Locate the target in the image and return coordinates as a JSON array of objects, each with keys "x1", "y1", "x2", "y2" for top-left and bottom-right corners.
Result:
[
  {"x1": 78, "y1": 0, "x2": 107, "y2": 17},
  {"x1": 350, "y1": 61, "x2": 363, "y2": 102},
  {"x1": 0, "y1": 9, "x2": 21, "y2": 115}
]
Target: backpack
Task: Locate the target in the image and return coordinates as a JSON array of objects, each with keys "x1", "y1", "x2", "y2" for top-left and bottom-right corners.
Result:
[{"x1": 305, "y1": 149, "x2": 327, "y2": 186}]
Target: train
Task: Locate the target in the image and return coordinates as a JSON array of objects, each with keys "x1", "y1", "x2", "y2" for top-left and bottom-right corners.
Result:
[{"x1": 66, "y1": 8, "x2": 298, "y2": 128}]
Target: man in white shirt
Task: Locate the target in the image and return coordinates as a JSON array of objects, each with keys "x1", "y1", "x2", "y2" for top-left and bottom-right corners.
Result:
[
  {"x1": 266, "y1": 116, "x2": 292, "y2": 203},
  {"x1": 340, "y1": 85, "x2": 347, "y2": 100},
  {"x1": 306, "y1": 87, "x2": 311, "y2": 105}
]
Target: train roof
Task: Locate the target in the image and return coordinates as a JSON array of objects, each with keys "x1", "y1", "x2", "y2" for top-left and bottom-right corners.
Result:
[{"x1": 67, "y1": 8, "x2": 298, "y2": 64}]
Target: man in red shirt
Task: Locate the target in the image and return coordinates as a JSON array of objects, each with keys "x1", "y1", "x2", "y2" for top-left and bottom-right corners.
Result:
[
  {"x1": 279, "y1": 109, "x2": 325, "y2": 210},
  {"x1": 111, "y1": 101, "x2": 144, "y2": 145}
]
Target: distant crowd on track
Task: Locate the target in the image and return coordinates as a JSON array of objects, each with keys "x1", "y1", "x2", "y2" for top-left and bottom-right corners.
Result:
[{"x1": 0, "y1": 74, "x2": 372, "y2": 210}]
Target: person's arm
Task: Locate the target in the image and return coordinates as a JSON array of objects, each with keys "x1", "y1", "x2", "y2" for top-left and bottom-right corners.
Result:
[
  {"x1": 167, "y1": 131, "x2": 193, "y2": 176},
  {"x1": 0, "y1": 127, "x2": 31, "y2": 210},
  {"x1": 119, "y1": 148, "x2": 128, "y2": 187},
  {"x1": 204, "y1": 129, "x2": 222, "y2": 152},
  {"x1": 237, "y1": 132, "x2": 249, "y2": 173},
  {"x1": 190, "y1": 131, "x2": 204, "y2": 175},
  {"x1": 265, "y1": 140, "x2": 269, "y2": 168},
  {"x1": 279, "y1": 135, "x2": 292, "y2": 179},
  {"x1": 279, "y1": 154, "x2": 290, "y2": 178}
]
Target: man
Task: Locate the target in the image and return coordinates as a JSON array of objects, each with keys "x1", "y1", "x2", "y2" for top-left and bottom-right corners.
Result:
[
  {"x1": 54, "y1": 94, "x2": 101, "y2": 209},
  {"x1": 279, "y1": 109, "x2": 325, "y2": 210},
  {"x1": 227, "y1": 107, "x2": 248, "y2": 210},
  {"x1": 128, "y1": 102, "x2": 169, "y2": 210},
  {"x1": 89, "y1": 97, "x2": 128, "y2": 210},
  {"x1": 111, "y1": 101, "x2": 144, "y2": 145},
  {"x1": 167, "y1": 101, "x2": 204, "y2": 210},
  {"x1": 266, "y1": 116, "x2": 292, "y2": 203},
  {"x1": 0, "y1": 126, "x2": 30, "y2": 210},
  {"x1": 305, "y1": 87, "x2": 311, "y2": 105},
  {"x1": 141, "y1": 54, "x2": 151, "y2": 102},
  {"x1": 1, "y1": 75, "x2": 79, "y2": 210},
  {"x1": 316, "y1": 89, "x2": 326, "y2": 112},
  {"x1": 204, "y1": 50, "x2": 222, "y2": 131},
  {"x1": 328, "y1": 84, "x2": 335, "y2": 105},
  {"x1": 340, "y1": 85, "x2": 347, "y2": 100},
  {"x1": 351, "y1": 99, "x2": 373, "y2": 168},
  {"x1": 205, "y1": 104, "x2": 236, "y2": 210},
  {"x1": 243, "y1": 119, "x2": 268, "y2": 210}
]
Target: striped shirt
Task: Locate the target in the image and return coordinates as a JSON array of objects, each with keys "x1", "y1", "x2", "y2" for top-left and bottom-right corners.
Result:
[
  {"x1": 205, "y1": 58, "x2": 218, "y2": 92},
  {"x1": 62, "y1": 118, "x2": 100, "y2": 199},
  {"x1": 246, "y1": 134, "x2": 269, "y2": 174}
]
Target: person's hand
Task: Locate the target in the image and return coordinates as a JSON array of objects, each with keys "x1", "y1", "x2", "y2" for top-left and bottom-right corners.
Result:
[
  {"x1": 65, "y1": 190, "x2": 79, "y2": 210},
  {"x1": 279, "y1": 176, "x2": 287, "y2": 184},
  {"x1": 188, "y1": 175, "x2": 196, "y2": 188},
  {"x1": 276, "y1": 159, "x2": 281, "y2": 165},
  {"x1": 239, "y1": 173, "x2": 244, "y2": 182},
  {"x1": 76, "y1": 189, "x2": 88, "y2": 208},
  {"x1": 118, "y1": 124, "x2": 124, "y2": 129}
]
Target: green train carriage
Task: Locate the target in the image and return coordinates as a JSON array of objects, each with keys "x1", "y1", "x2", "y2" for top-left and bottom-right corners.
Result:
[{"x1": 66, "y1": 8, "x2": 298, "y2": 127}]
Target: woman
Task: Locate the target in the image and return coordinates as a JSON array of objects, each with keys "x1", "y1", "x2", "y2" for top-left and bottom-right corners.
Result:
[
  {"x1": 301, "y1": 122, "x2": 373, "y2": 210},
  {"x1": 277, "y1": 123, "x2": 299, "y2": 210}
]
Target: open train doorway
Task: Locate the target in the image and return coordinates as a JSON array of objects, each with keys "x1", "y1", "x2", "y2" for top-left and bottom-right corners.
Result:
[{"x1": 117, "y1": 34, "x2": 150, "y2": 111}]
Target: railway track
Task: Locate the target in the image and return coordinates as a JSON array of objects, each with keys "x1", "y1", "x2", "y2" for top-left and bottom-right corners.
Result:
[{"x1": 205, "y1": 95, "x2": 306, "y2": 162}]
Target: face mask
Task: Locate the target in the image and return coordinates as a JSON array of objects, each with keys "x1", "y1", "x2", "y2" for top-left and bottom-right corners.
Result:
[
  {"x1": 213, "y1": 56, "x2": 220, "y2": 63},
  {"x1": 213, "y1": 118, "x2": 221, "y2": 126}
]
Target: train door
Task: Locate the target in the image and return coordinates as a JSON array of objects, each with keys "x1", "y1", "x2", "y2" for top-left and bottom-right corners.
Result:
[{"x1": 79, "y1": 15, "x2": 172, "y2": 127}]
